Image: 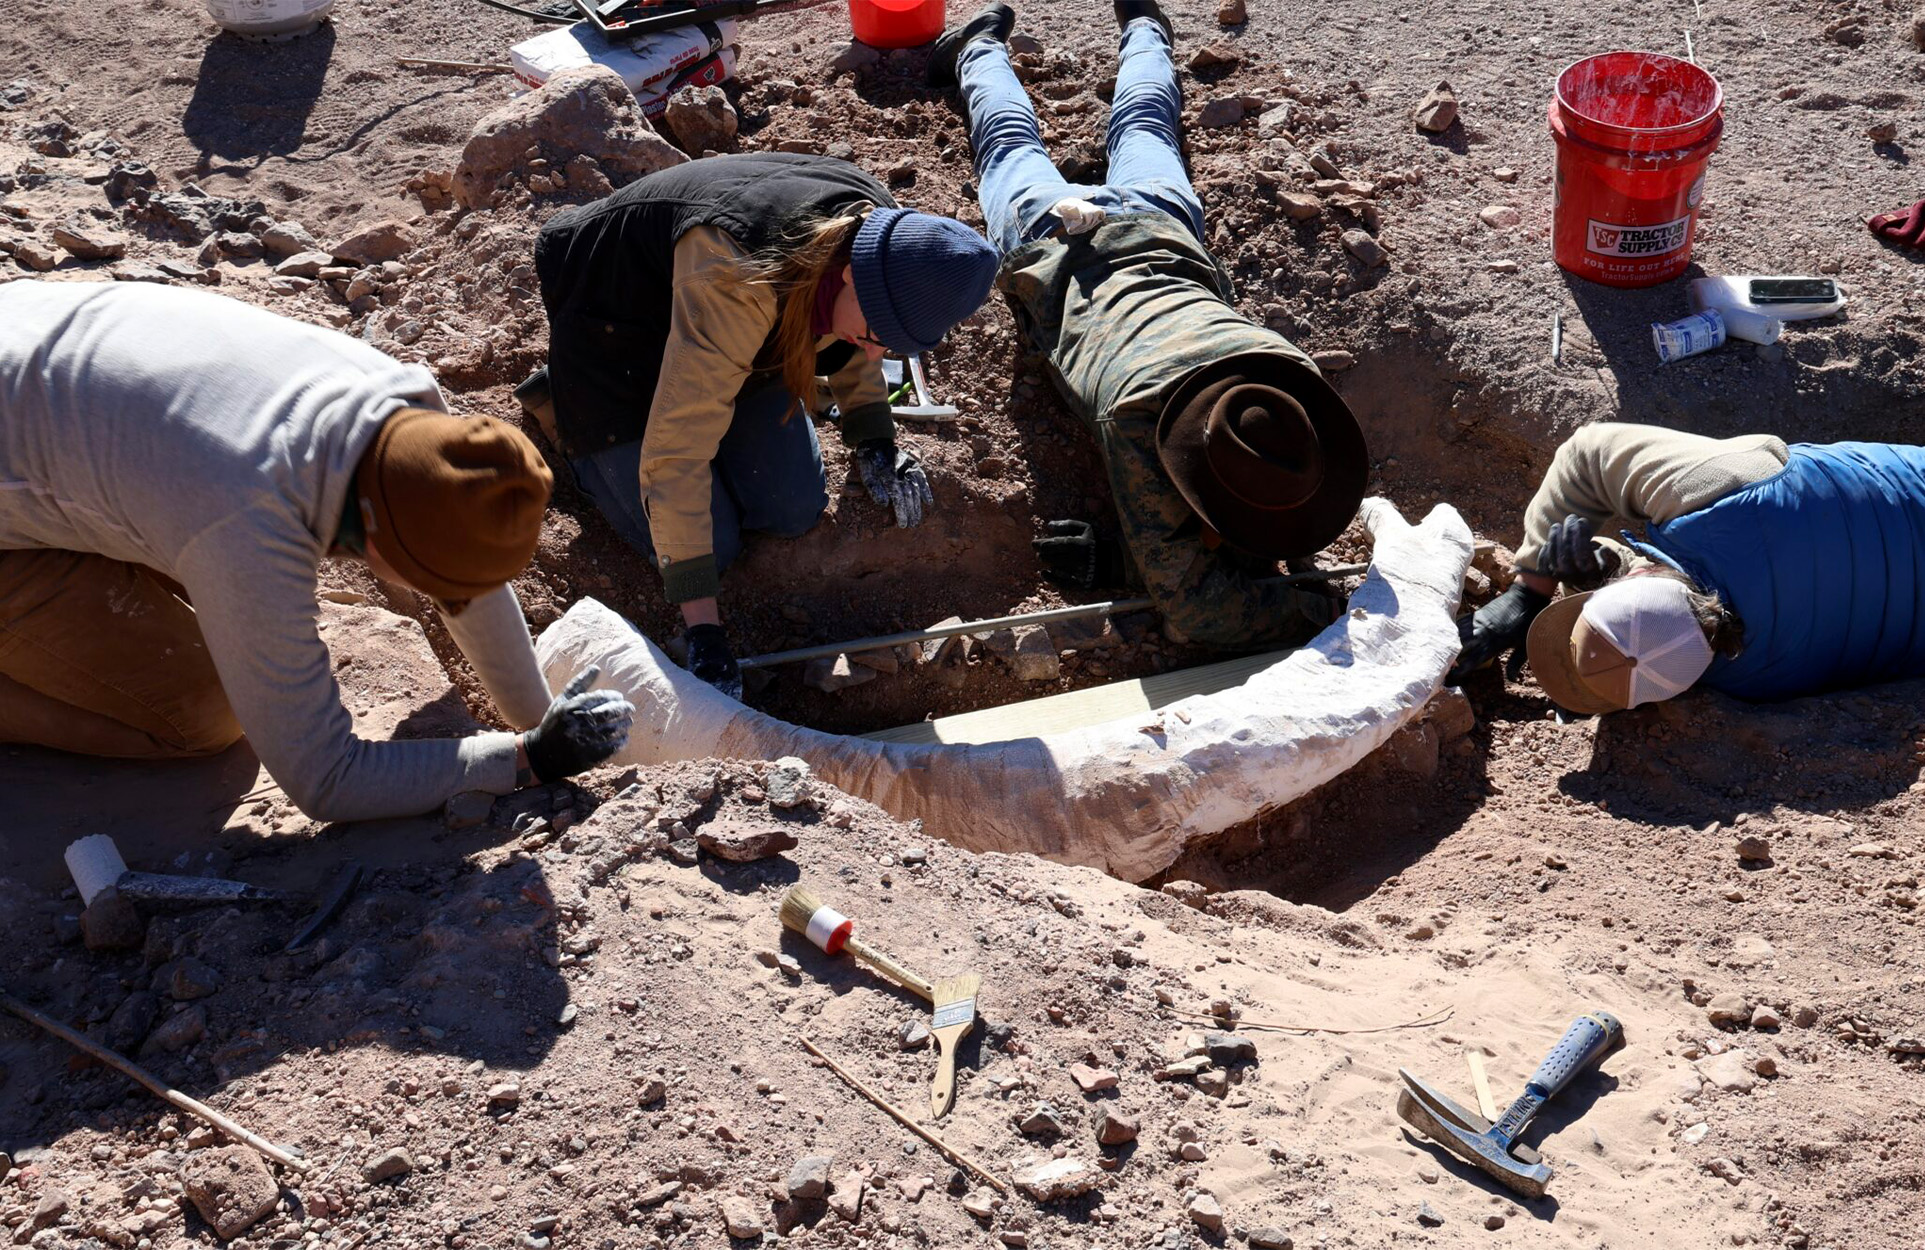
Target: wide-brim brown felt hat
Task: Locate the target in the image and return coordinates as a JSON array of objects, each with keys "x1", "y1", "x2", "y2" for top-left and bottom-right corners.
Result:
[{"x1": 1155, "y1": 351, "x2": 1368, "y2": 560}]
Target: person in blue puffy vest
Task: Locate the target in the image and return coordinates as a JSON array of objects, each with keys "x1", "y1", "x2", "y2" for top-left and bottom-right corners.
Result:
[{"x1": 1451, "y1": 422, "x2": 1925, "y2": 713}]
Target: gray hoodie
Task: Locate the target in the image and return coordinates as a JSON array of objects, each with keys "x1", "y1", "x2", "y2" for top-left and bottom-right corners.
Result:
[{"x1": 0, "y1": 281, "x2": 553, "y2": 819}]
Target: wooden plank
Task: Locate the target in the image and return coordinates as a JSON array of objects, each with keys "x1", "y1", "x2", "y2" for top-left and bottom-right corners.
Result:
[{"x1": 862, "y1": 649, "x2": 1293, "y2": 746}]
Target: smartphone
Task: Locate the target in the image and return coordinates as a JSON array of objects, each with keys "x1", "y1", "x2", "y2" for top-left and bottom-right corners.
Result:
[{"x1": 1749, "y1": 278, "x2": 1839, "y2": 306}]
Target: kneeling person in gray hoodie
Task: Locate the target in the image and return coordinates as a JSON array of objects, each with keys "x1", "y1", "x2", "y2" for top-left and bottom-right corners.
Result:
[{"x1": 0, "y1": 281, "x2": 632, "y2": 821}]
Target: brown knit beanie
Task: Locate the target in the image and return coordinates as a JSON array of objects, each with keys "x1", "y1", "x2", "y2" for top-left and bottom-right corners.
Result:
[{"x1": 353, "y1": 407, "x2": 553, "y2": 601}]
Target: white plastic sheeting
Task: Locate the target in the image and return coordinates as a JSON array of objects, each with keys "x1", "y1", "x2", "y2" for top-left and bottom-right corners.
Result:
[{"x1": 536, "y1": 498, "x2": 1473, "y2": 883}]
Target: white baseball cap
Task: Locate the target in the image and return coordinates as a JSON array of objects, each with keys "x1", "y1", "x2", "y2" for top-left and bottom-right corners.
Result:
[{"x1": 1526, "y1": 575, "x2": 1715, "y2": 714}]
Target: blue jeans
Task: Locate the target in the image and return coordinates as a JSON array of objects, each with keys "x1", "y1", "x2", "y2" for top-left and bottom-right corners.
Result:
[
  {"x1": 961, "y1": 19, "x2": 1205, "y2": 255},
  {"x1": 570, "y1": 385, "x2": 829, "y2": 573}
]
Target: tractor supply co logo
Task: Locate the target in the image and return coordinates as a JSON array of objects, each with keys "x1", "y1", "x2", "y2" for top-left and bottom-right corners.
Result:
[{"x1": 1587, "y1": 216, "x2": 1692, "y2": 258}]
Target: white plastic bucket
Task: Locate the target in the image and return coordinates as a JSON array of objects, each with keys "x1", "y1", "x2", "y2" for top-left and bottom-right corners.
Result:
[{"x1": 205, "y1": 0, "x2": 335, "y2": 40}]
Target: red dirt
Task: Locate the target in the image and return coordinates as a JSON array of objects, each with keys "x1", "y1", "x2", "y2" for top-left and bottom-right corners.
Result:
[{"x1": 6, "y1": 0, "x2": 1925, "y2": 1246}]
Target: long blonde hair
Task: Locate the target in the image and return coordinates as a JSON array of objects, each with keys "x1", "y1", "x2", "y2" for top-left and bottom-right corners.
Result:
[{"x1": 742, "y1": 209, "x2": 869, "y2": 408}]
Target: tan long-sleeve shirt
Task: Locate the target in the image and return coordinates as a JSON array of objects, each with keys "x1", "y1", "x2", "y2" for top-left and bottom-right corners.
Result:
[
  {"x1": 640, "y1": 226, "x2": 892, "y2": 603},
  {"x1": 0, "y1": 281, "x2": 553, "y2": 821},
  {"x1": 1516, "y1": 423, "x2": 1790, "y2": 575}
]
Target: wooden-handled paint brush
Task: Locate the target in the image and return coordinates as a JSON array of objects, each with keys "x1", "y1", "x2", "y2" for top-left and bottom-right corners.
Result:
[
  {"x1": 779, "y1": 884, "x2": 936, "y2": 1002},
  {"x1": 928, "y1": 973, "x2": 979, "y2": 1119}
]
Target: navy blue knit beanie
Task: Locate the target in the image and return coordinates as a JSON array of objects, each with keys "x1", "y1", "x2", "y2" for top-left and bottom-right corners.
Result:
[{"x1": 850, "y1": 208, "x2": 999, "y2": 355}]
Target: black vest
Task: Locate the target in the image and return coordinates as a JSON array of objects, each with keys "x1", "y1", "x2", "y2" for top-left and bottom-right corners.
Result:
[{"x1": 533, "y1": 153, "x2": 896, "y2": 459}]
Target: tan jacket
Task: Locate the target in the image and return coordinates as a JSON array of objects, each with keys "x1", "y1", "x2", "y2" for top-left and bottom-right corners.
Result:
[
  {"x1": 641, "y1": 226, "x2": 892, "y2": 602},
  {"x1": 1517, "y1": 423, "x2": 1789, "y2": 573}
]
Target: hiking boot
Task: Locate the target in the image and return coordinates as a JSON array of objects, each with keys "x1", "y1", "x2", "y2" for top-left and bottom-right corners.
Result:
[
  {"x1": 514, "y1": 365, "x2": 559, "y2": 445},
  {"x1": 1114, "y1": 0, "x2": 1173, "y2": 39},
  {"x1": 926, "y1": 3, "x2": 1017, "y2": 89}
]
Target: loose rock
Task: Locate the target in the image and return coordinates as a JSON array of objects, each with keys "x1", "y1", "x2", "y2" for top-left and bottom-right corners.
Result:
[
  {"x1": 764, "y1": 756, "x2": 814, "y2": 807},
  {"x1": 1705, "y1": 992, "x2": 1751, "y2": 1027},
  {"x1": 1009, "y1": 623, "x2": 1061, "y2": 682},
  {"x1": 106, "y1": 991, "x2": 160, "y2": 1053},
  {"x1": 787, "y1": 1154, "x2": 833, "y2": 1201},
  {"x1": 1697, "y1": 1050, "x2": 1758, "y2": 1093},
  {"x1": 179, "y1": 1145, "x2": 281, "y2": 1239},
  {"x1": 1070, "y1": 1062, "x2": 1119, "y2": 1092},
  {"x1": 719, "y1": 1194, "x2": 765, "y2": 1239},
  {"x1": 1413, "y1": 81, "x2": 1458, "y2": 132},
  {"x1": 1186, "y1": 1189, "x2": 1224, "y2": 1231},
  {"x1": 1188, "y1": 42, "x2": 1240, "y2": 71},
  {"x1": 829, "y1": 41, "x2": 880, "y2": 74},
  {"x1": 1204, "y1": 1032, "x2": 1257, "y2": 1064},
  {"x1": 1018, "y1": 1100, "x2": 1068, "y2": 1136},
  {"x1": 144, "y1": 1004, "x2": 207, "y2": 1053},
  {"x1": 1276, "y1": 191, "x2": 1322, "y2": 221},
  {"x1": 1249, "y1": 1229, "x2": 1295, "y2": 1250},
  {"x1": 52, "y1": 222, "x2": 127, "y2": 261},
  {"x1": 1217, "y1": 0, "x2": 1245, "y2": 22},
  {"x1": 1341, "y1": 228, "x2": 1387, "y2": 267},
  {"x1": 828, "y1": 1171, "x2": 864, "y2": 1222},
  {"x1": 453, "y1": 66, "x2": 685, "y2": 210},
  {"x1": 663, "y1": 84, "x2": 738, "y2": 153},
  {"x1": 1013, "y1": 1157, "x2": 1097, "y2": 1201},
  {"x1": 259, "y1": 220, "x2": 319, "y2": 257},
  {"x1": 363, "y1": 1148, "x2": 415, "y2": 1183},
  {"x1": 899, "y1": 1019, "x2": 931, "y2": 1050},
  {"x1": 1736, "y1": 834, "x2": 1772, "y2": 863},
  {"x1": 330, "y1": 220, "x2": 416, "y2": 266},
  {"x1": 1096, "y1": 1110, "x2": 1138, "y2": 1144},
  {"x1": 162, "y1": 957, "x2": 222, "y2": 1001},
  {"x1": 696, "y1": 823, "x2": 798, "y2": 862},
  {"x1": 1479, "y1": 204, "x2": 1522, "y2": 228},
  {"x1": 275, "y1": 250, "x2": 332, "y2": 278},
  {"x1": 445, "y1": 790, "x2": 494, "y2": 830},
  {"x1": 1197, "y1": 97, "x2": 1246, "y2": 128}
]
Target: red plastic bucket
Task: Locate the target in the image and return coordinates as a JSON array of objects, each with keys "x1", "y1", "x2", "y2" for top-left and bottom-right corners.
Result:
[
  {"x1": 1549, "y1": 52, "x2": 1723, "y2": 288},
  {"x1": 849, "y1": 0, "x2": 945, "y2": 48}
]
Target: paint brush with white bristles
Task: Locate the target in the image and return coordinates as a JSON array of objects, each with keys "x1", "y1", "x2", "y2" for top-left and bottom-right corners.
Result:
[{"x1": 779, "y1": 884, "x2": 936, "y2": 1002}]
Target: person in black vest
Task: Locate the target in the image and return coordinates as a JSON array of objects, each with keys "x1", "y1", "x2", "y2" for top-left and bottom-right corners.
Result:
[{"x1": 520, "y1": 154, "x2": 999, "y2": 698}]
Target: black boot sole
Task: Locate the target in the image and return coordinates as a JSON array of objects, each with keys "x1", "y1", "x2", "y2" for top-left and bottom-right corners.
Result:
[{"x1": 926, "y1": 2, "x2": 1017, "y2": 89}]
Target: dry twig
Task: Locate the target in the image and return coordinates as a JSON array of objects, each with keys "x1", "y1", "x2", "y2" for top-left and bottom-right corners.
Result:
[
  {"x1": 1165, "y1": 1005, "x2": 1455, "y2": 1036},
  {"x1": 1, "y1": 990, "x2": 309, "y2": 1170},
  {"x1": 800, "y1": 1037, "x2": 1006, "y2": 1193}
]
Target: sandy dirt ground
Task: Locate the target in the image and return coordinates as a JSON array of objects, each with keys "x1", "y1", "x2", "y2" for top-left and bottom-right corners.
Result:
[
  {"x1": 5, "y1": 0, "x2": 1925, "y2": 1247},
  {"x1": 1, "y1": 603, "x2": 1922, "y2": 1250}
]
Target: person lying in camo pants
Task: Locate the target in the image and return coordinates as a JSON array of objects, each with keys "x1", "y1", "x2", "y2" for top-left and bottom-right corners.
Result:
[{"x1": 925, "y1": 0, "x2": 1371, "y2": 651}]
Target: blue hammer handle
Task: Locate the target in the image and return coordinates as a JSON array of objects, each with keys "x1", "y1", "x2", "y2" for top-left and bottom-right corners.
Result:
[{"x1": 1490, "y1": 1012, "x2": 1624, "y2": 1147}]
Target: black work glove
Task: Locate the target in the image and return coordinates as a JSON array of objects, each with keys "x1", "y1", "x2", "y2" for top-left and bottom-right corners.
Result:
[
  {"x1": 684, "y1": 623, "x2": 743, "y2": 701},
  {"x1": 1446, "y1": 582, "x2": 1552, "y2": 686},
  {"x1": 855, "y1": 438, "x2": 936, "y2": 528},
  {"x1": 1032, "y1": 519, "x2": 1130, "y2": 590},
  {"x1": 1540, "y1": 514, "x2": 1622, "y2": 592},
  {"x1": 522, "y1": 666, "x2": 635, "y2": 784}
]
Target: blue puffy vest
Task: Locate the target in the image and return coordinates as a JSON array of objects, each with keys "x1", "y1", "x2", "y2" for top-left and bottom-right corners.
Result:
[{"x1": 1634, "y1": 442, "x2": 1925, "y2": 700}]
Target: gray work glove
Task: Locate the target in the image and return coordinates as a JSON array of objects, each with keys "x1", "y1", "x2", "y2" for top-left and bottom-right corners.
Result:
[
  {"x1": 1446, "y1": 582, "x2": 1551, "y2": 686},
  {"x1": 522, "y1": 666, "x2": 634, "y2": 783},
  {"x1": 684, "y1": 623, "x2": 743, "y2": 701},
  {"x1": 1540, "y1": 514, "x2": 1622, "y2": 592},
  {"x1": 856, "y1": 438, "x2": 935, "y2": 528}
]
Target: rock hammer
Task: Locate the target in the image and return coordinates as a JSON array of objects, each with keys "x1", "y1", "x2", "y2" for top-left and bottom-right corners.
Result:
[{"x1": 1397, "y1": 1011, "x2": 1624, "y2": 1198}]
